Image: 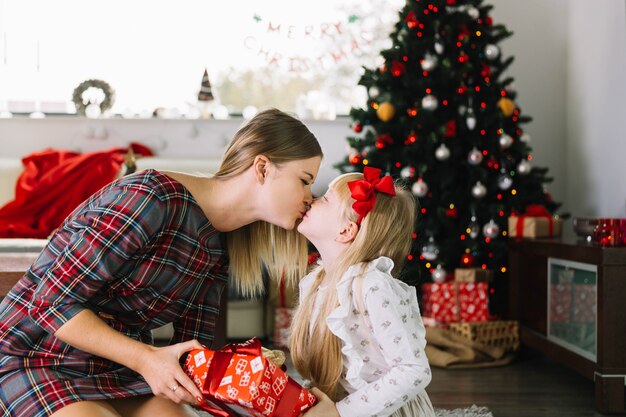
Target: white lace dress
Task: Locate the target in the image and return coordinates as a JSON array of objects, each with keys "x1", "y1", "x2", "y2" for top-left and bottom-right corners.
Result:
[{"x1": 300, "y1": 256, "x2": 437, "y2": 417}]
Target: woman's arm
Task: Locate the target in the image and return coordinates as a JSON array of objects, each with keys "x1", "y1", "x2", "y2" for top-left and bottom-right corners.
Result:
[{"x1": 55, "y1": 309, "x2": 203, "y2": 404}]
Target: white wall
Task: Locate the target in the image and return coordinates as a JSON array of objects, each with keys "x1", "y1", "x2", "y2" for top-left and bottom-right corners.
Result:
[
  {"x1": 2, "y1": 0, "x2": 625, "y2": 220},
  {"x1": 0, "y1": 117, "x2": 350, "y2": 196},
  {"x1": 490, "y1": 0, "x2": 569, "y2": 209},
  {"x1": 566, "y1": 0, "x2": 626, "y2": 218}
]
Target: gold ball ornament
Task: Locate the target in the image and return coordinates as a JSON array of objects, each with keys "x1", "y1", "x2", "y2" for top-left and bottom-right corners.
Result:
[
  {"x1": 498, "y1": 97, "x2": 515, "y2": 117},
  {"x1": 376, "y1": 102, "x2": 396, "y2": 122}
]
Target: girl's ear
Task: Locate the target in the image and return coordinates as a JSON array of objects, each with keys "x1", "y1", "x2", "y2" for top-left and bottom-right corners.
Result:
[
  {"x1": 252, "y1": 155, "x2": 271, "y2": 184},
  {"x1": 336, "y1": 221, "x2": 359, "y2": 243}
]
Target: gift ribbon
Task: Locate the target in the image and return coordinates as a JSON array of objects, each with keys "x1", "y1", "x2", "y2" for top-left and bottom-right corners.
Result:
[
  {"x1": 513, "y1": 204, "x2": 554, "y2": 238},
  {"x1": 201, "y1": 338, "x2": 313, "y2": 417}
]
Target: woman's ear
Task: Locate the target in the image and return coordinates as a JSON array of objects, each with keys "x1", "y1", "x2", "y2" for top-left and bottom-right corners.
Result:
[
  {"x1": 336, "y1": 221, "x2": 359, "y2": 244},
  {"x1": 252, "y1": 155, "x2": 271, "y2": 184}
]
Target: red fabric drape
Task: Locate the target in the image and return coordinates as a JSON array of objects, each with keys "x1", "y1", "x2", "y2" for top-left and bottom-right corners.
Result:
[{"x1": 0, "y1": 143, "x2": 153, "y2": 238}]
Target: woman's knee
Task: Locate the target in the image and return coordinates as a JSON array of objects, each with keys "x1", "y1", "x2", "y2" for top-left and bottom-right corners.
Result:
[{"x1": 49, "y1": 400, "x2": 122, "y2": 417}]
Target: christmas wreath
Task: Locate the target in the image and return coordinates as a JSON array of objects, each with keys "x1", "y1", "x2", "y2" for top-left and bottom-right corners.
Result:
[{"x1": 72, "y1": 79, "x2": 115, "y2": 115}]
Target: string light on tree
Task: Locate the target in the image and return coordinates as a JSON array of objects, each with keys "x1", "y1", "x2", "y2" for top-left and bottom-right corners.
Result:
[{"x1": 421, "y1": 54, "x2": 438, "y2": 71}]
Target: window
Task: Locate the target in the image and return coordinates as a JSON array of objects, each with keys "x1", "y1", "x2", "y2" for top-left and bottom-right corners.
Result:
[{"x1": 0, "y1": 0, "x2": 402, "y2": 118}]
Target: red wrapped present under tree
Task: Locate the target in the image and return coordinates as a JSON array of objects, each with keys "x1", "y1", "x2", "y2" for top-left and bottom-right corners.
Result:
[
  {"x1": 184, "y1": 338, "x2": 316, "y2": 417},
  {"x1": 422, "y1": 282, "x2": 489, "y2": 324}
]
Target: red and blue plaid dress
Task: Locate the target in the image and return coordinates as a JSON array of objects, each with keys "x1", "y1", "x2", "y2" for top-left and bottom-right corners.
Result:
[{"x1": 0, "y1": 170, "x2": 229, "y2": 416}]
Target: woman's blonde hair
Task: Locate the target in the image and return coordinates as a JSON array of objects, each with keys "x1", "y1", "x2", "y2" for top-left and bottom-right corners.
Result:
[
  {"x1": 213, "y1": 108, "x2": 323, "y2": 298},
  {"x1": 290, "y1": 172, "x2": 417, "y2": 400}
]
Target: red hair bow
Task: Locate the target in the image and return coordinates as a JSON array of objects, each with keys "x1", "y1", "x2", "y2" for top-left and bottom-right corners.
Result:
[{"x1": 347, "y1": 167, "x2": 396, "y2": 225}]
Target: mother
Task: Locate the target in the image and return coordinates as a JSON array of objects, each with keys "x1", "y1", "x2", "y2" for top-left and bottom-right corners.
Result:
[{"x1": 0, "y1": 108, "x2": 323, "y2": 417}]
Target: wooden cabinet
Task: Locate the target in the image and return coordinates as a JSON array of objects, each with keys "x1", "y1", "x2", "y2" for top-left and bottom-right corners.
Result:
[{"x1": 507, "y1": 239, "x2": 626, "y2": 414}]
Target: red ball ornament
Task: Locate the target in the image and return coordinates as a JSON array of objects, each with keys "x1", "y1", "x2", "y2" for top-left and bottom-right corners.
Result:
[
  {"x1": 349, "y1": 153, "x2": 361, "y2": 165},
  {"x1": 444, "y1": 120, "x2": 457, "y2": 138},
  {"x1": 376, "y1": 133, "x2": 394, "y2": 149},
  {"x1": 391, "y1": 60, "x2": 406, "y2": 77},
  {"x1": 447, "y1": 0, "x2": 457, "y2": 4},
  {"x1": 445, "y1": 207, "x2": 458, "y2": 218},
  {"x1": 486, "y1": 16, "x2": 493, "y2": 26},
  {"x1": 461, "y1": 253, "x2": 475, "y2": 267},
  {"x1": 353, "y1": 123, "x2": 363, "y2": 133},
  {"x1": 404, "y1": 10, "x2": 418, "y2": 28}
]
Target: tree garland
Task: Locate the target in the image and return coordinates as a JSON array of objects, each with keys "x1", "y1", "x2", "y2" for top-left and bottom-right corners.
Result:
[{"x1": 72, "y1": 79, "x2": 115, "y2": 115}]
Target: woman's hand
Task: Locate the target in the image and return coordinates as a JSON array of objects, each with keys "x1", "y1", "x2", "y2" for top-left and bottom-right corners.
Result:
[
  {"x1": 135, "y1": 340, "x2": 204, "y2": 405},
  {"x1": 301, "y1": 388, "x2": 341, "y2": 417}
]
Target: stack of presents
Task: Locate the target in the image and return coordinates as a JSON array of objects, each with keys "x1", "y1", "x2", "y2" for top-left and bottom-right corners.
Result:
[{"x1": 420, "y1": 207, "x2": 563, "y2": 354}]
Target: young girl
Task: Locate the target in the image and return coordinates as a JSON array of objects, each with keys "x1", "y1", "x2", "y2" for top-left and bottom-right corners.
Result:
[{"x1": 291, "y1": 167, "x2": 436, "y2": 417}]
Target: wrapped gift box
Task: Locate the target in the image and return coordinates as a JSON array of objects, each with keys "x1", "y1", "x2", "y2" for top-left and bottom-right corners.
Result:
[
  {"x1": 185, "y1": 338, "x2": 316, "y2": 417},
  {"x1": 572, "y1": 284, "x2": 596, "y2": 323},
  {"x1": 508, "y1": 216, "x2": 562, "y2": 239},
  {"x1": 454, "y1": 268, "x2": 494, "y2": 283},
  {"x1": 274, "y1": 307, "x2": 294, "y2": 349},
  {"x1": 421, "y1": 282, "x2": 458, "y2": 324},
  {"x1": 549, "y1": 283, "x2": 573, "y2": 323},
  {"x1": 457, "y1": 282, "x2": 489, "y2": 322},
  {"x1": 422, "y1": 282, "x2": 489, "y2": 323},
  {"x1": 449, "y1": 320, "x2": 520, "y2": 352}
]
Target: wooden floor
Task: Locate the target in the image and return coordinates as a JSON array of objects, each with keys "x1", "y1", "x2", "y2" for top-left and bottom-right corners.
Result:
[{"x1": 428, "y1": 351, "x2": 608, "y2": 417}]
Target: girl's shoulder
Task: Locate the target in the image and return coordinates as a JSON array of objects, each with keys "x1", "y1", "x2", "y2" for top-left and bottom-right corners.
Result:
[{"x1": 353, "y1": 257, "x2": 416, "y2": 301}]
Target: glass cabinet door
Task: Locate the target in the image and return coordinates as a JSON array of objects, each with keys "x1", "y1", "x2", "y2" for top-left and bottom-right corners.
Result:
[{"x1": 547, "y1": 258, "x2": 598, "y2": 362}]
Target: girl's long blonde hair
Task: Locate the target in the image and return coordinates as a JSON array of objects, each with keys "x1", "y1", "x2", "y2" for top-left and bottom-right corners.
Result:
[
  {"x1": 289, "y1": 172, "x2": 417, "y2": 400},
  {"x1": 213, "y1": 108, "x2": 322, "y2": 298}
]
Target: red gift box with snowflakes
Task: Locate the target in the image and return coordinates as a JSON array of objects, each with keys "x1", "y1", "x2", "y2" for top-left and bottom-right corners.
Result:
[
  {"x1": 549, "y1": 283, "x2": 573, "y2": 323},
  {"x1": 421, "y1": 282, "x2": 489, "y2": 323},
  {"x1": 572, "y1": 284, "x2": 596, "y2": 323},
  {"x1": 274, "y1": 307, "x2": 294, "y2": 349},
  {"x1": 184, "y1": 338, "x2": 316, "y2": 417}
]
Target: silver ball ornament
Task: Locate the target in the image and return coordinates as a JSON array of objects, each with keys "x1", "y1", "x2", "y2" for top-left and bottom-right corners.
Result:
[
  {"x1": 400, "y1": 166, "x2": 414, "y2": 178},
  {"x1": 421, "y1": 237, "x2": 439, "y2": 261},
  {"x1": 485, "y1": 44, "x2": 500, "y2": 61},
  {"x1": 497, "y1": 174, "x2": 513, "y2": 190},
  {"x1": 369, "y1": 86, "x2": 380, "y2": 99},
  {"x1": 467, "y1": 148, "x2": 483, "y2": 165},
  {"x1": 468, "y1": 216, "x2": 480, "y2": 239},
  {"x1": 435, "y1": 41, "x2": 444, "y2": 54},
  {"x1": 435, "y1": 144, "x2": 451, "y2": 161},
  {"x1": 517, "y1": 160, "x2": 532, "y2": 175},
  {"x1": 431, "y1": 265, "x2": 448, "y2": 283},
  {"x1": 482, "y1": 219, "x2": 500, "y2": 238},
  {"x1": 466, "y1": 108, "x2": 476, "y2": 130},
  {"x1": 471, "y1": 181, "x2": 487, "y2": 199},
  {"x1": 412, "y1": 179, "x2": 429, "y2": 197},
  {"x1": 466, "y1": 6, "x2": 479, "y2": 19},
  {"x1": 421, "y1": 54, "x2": 438, "y2": 72},
  {"x1": 422, "y1": 95, "x2": 438, "y2": 111},
  {"x1": 499, "y1": 133, "x2": 514, "y2": 149}
]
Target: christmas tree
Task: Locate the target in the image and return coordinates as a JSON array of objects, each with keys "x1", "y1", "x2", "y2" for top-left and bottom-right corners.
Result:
[
  {"x1": 198, "y1": 68, "x2": 215, "y2": 102},
  {"x1": 335, "y1": 0, "x2": 562, "y2": 312}
]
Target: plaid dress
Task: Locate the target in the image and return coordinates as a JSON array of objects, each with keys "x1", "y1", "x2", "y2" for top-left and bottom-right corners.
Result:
[{"x1": 0, "y1": 169, "x2": 229, "y2": 417}]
